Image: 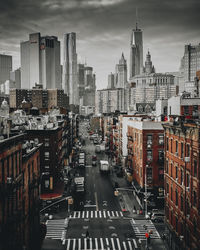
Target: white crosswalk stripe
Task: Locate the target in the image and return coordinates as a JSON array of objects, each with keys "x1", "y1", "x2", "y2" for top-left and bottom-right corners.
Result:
[
  {"x1": 69, "y1": 210, "x2": 124, "y2": 219},
  {"x1": 64, "y1": 237, "x2": 138, "y2": 250},
  {"x1": 130, "y1": 219, "x2": 161, "y2": 239},
  {"x1": 45, "y1": 219, "x2": 65, "y2": 239}
]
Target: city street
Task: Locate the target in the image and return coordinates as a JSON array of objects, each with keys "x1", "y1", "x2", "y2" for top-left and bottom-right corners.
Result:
[{"x1": 42, "y1": 120, "x2": 167, "y2": 250}]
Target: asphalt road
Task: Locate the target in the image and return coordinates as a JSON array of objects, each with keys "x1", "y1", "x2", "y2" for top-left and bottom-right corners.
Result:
[{"x1": 42, "y1": 120, "x2": 167, "y2": 250}]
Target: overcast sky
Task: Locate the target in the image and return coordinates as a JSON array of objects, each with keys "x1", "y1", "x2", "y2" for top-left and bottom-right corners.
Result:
[{"x1": 0, "y1": 0, "x2": 199, "y2": 89}]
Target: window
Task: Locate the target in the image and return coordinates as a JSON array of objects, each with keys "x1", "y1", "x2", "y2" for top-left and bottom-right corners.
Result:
[
  {"x1": 44, "y1": 138, "x2": 49, "y2": 147},
  {"x1": 186, "y1": 144, "x2": 190, "y2": 157},
  {"x1": 181, "y1": 193, "x2": 184, "y2": 211},
  {"x1": 159, "y1": 168, "x2": 164, "y2": 180},
  {"x1": 181, "y1": 169, "x2": 184, "y2": 185},
  {"x1": 166, "y1": 182, "x2": 169, "y2": 194},
  {"x1": 194, "y1": 160, "x2": 197, "y2": 177},
  {"x1": 186, "y1": 199, "x2": 190, "y2": 215},
  {"x1": 193, "y1": 190, "x2": 197, "y2": 206},
  {"x1": 166, "y1": 137, "x2": 169, "y2": 151},
  {"x1": 158, "y1": 135, "x2": 164, "y2": 145},
  {"x1": 171, "y1": 138, "x2": 173, "y2": 152},
  {"x1": 175, "y1": 141, "x2": 178, "y2": 154},
  {"x1": 175, "y1": 216, "x2": 178, "y2": 232},
  {"x1": 158, "y1": 151, "x2": 164, "y2": 163},
  {"x1": 147, "y1": 135, "x2": 152, "y2": 144},
  {"x1": 175, "y1": 166, "x2": 178, "y2": 179},
  {"x1": 44, "y1": 152, "x2": 50, "y2": 159},
  {"x1": 147, "y1": 150, "x2": 153, "y2": 161},
  {"x1": 146, "y1": 167, "x2": 153, "y2": 183},
  {"x1": 165, "y1": 160, "x2": 168, "y2": 174},
  {"x1": 181, "y1": 142, "x2": 184, "y2": 158},
  {"x1": 171, "y1": 185, "x2": 173, "y2": 200},
  {"x1": 175, "y1": 189, "x2": 178, "y2": 206},
  {"x1": 186, "y1": 173, "x2": 190, "y2": 187},
  {"x1": 184, "y1": 106, "x2": 189, "y2": 115}
]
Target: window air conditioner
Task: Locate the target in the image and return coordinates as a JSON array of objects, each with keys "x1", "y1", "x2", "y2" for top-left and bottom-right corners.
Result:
[
  {"x1": 7, "y1": 177, "x2": 12, "y2": 184},
  {"x1": 185, "y1": 157, "x2": 190, "y2": 163}
]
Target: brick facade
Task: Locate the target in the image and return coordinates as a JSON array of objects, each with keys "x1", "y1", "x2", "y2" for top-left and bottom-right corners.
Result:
[{"x1": 163, "y1": 121, "x2": 200, "y2": 250}]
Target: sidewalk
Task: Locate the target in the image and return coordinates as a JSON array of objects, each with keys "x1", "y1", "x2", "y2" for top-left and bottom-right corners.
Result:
[
  {"x1": 40, "y1": 181, "x2": 65, "y2": 200},
  {"x1": 110, "y1": 168, "x2": 144, "y2": 219}
]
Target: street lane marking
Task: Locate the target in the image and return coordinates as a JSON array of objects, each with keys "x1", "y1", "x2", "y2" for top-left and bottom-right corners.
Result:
[
  {"x1": 107, "y1": 211, "x2": 111, "y2": 217},
  {"x1": 90, "y1": 238, "x2": 92, "y2": 249},
  {"x1": 78, "y1": 238, "x2": 81, "y2": 250},
  {"x1": 106, "y1": 238, "x2": 110, "y2": 250},
  {"x1": 100, "y1": 238, "x2": 104, "y2": 249},
  {"x1": 128, "y1": 241, "x2": 132, "y2": 249},
  {"x1": 99, "y1": 211, "x2": 102, "y2": 218},
  {"x1": 91, "y1": 210, "x2": 93, "y2": 218},
  {"x1": 95, "y1": 238, "x2": 98, "y2": 250},
  {"x1": 94, "y1": 192, "x2": 99, "y2": 211},
  {"x1": 111, "y1": 238, "x2": 115, "y2": 249},
  {"x1": 78, "y1": 211, "x2": 81, "y2": 218},
  {"x1": 84, "y1": 238, "x2": 87, "y2": 250},
  {"x1": 120, "y1": 211, "x2": 123, "y2": 217},
  {"x1": 116, "y1": 238, "x2": 121, "y2": 249},
  {"x1": 66, "y1": 239, "x2": 71, "y2": 250},
  {"x1": 111, "y1": 211, "x2": 115, "y2": 217},
  {"x1": 82, "y1": 211, "x2": 85, "y2": 218},
  {"x1": 123, "y1": 241, "x2": 127, "y2": 250},
  {"x1": 86, "y1": 211, "x2": 89, "y2": 218},
  {"x1": 103, "y1": 211, "x2": 106, "y2": 218},
  {"x1": 72, "y1": 239, "x2": 76, "y2": 250},
  {"x1": 95, "y1": 210, "x2": 97, "y2": 218},
  {"x1": 133, "y1": 239, "x2": 138, "y2": 248}
]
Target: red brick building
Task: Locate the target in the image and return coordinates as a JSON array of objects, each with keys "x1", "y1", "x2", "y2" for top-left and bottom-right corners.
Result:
[
  {"x1": 127, "y1": 118, "x2": 164, "y2": 208},
  {"x1": 0, "y1": 134, "x2": 41, "y2": 250},
  {"x1": 163, "y1": 119, "x2": 200, "y2": 250}
]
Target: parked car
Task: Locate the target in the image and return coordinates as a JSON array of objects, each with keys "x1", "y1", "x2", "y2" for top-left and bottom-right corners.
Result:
[{"x1": 151, "y1": 212, "x2": 164, "y2": 222}]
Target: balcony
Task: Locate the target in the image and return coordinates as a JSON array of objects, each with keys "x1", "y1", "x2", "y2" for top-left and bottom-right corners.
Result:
[{"x1": 158, "y1": 157, "x2": 164, "y2": 165}]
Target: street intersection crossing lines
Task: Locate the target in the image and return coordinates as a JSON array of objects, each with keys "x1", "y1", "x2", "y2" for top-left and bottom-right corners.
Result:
[
  {"x1": 45, "y1": 219, "x2": 65, "y2": 239},
  {"x1": 130, "y1": 219, "x2": 161, "y2": 239},
  {"x1": 64, "y1": 237, "x2": 138, "y2": 250},
  {"x1": 69, "y1": 210, "x2": 124, "y2": 219}
]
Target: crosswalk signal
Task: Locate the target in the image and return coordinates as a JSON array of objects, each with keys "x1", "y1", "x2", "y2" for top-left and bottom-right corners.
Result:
[
  {"x1": 68, "y1": 198, "x2": 73, "y2": 205},
  {"x1": 114, "y1": 190, "x2": 119, "y2": 196}
]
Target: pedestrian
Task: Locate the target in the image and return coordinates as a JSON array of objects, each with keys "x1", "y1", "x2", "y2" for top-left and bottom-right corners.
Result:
[{"x1": 85, "y1": 230, "x2": 89, "y2": 239}]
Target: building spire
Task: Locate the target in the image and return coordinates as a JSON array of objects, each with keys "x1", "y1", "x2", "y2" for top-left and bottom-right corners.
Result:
[{"x1": 136, "y1": 7, "x2": 138, "y2": 30}]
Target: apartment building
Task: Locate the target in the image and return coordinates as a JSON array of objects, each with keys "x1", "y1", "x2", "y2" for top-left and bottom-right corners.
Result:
[{"x1": 163, "y1": 119, "x2": 200, "y2": 250}]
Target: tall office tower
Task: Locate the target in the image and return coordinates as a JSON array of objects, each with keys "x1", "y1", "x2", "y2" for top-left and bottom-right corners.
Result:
[
  {"x1": 62, "y1": 32, "x2": 79, "y2": 106},
  {"x1": 77, "y1": 63, "x2": 85, "y2": 98},
  {"x1": 183, "y1": 44, "x2": 200, "y2": 82},
  {"x1": 10, "y1": 68, "x2": 21, "y2": 89},
  {"x1": 107, "y1": 72, "x2": 115, "y2": 89},
  {"x1": 0, "y1": 54, "x2": 12, "y2": 85},
  {"x1": 20, "y1": 33, "x2": 61, "y2": 89},
  {"x1": 129, "y1": 23, "x2": 143, "y2": 78},
  {"x1": 115, "y1": 53, "x2": 127, "y2": 89}
]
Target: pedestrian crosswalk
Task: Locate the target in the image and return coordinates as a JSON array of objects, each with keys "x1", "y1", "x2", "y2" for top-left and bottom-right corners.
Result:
[
  {"x1": 130, "y1": 219, "x2": 160, "y2": 239},
  {"x1": 45, "y1": 219, "x2": 65, "y2": 239},
  {"x1": 69, "y1": 210, "x2": 124, "y2": 219},
  {"x1": 64, "y1": 237, "x2": 138, "y2": 250}
]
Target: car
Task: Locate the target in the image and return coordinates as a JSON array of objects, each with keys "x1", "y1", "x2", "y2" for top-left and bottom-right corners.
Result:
[{"x1": 151, "y1": 212, "x2": 164, "y2": 223}]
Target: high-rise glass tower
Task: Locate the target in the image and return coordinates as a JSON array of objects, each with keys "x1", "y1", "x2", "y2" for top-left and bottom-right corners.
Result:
[
  {"x1": 129, "y1": 23, "x2": 143, "y2": 78},
  {"x1": 62, "y1": 32, "x2": 79, "y2": 106},
  {"x1": 20, "y1": 33, "x2": 61, "y2": 89}
]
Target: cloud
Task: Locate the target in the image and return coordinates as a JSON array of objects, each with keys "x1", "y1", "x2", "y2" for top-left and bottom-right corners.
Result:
[{"x1": 0, "y1": 0, "x2": 199, "y2": 88}]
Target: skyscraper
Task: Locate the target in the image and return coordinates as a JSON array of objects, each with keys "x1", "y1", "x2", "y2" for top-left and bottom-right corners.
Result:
[
  {"x1": 0, "y1": 54, "x2": 12, "y2": 85},
  {"x1": 115, "y1": 53, "x2": 127, "y2": 88},
  {"x1": 62, "y1": 32, "x2": 79, "y2": 106},
  {"x1": 129, "y1": 23, "x2": 143, "y2": 78},
  {"x1": 20, "y1": 33, "x2": 61, "y2": 89},
  {"x1": 107, "y1": 73, "x2": 115, "y2": 89}
]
